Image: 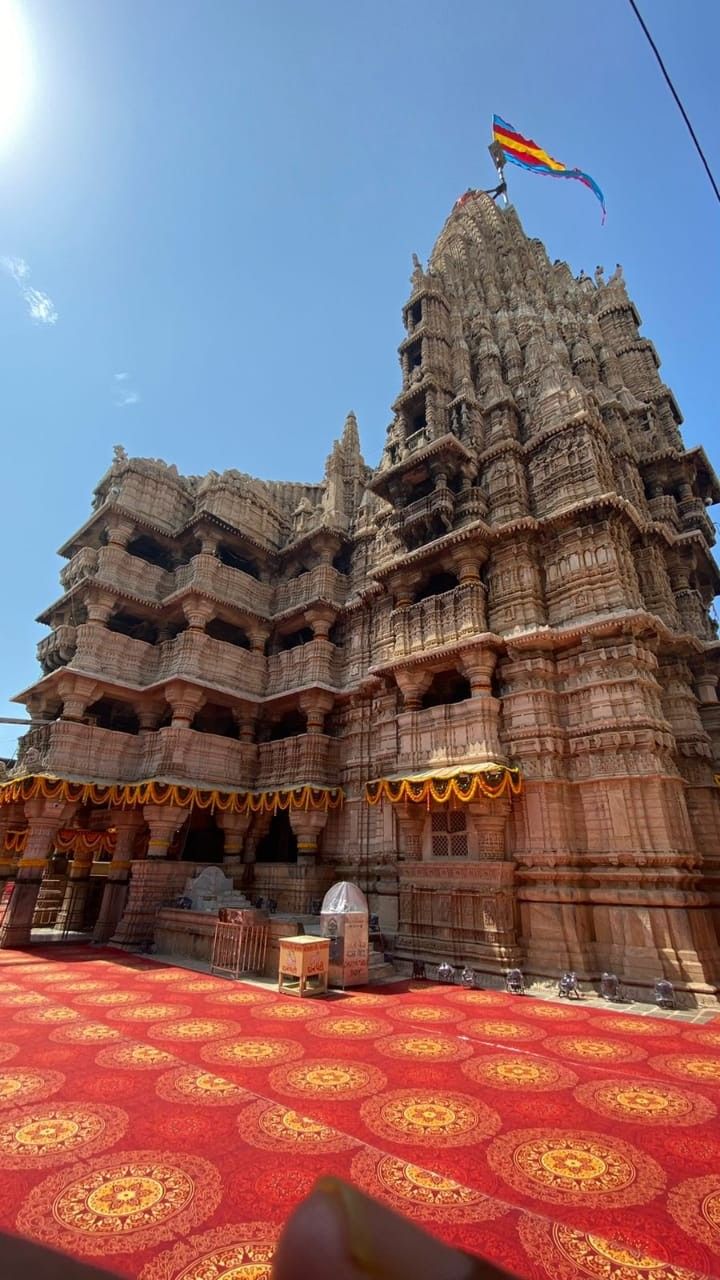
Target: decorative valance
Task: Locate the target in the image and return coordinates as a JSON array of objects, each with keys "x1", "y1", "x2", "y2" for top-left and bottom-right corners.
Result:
[
  {"x1": 0, "y1": 775, "x2": 344, "y2": 817},
  {"x1": 365, "y1": 762, "x2": 521, "y2": 806}
]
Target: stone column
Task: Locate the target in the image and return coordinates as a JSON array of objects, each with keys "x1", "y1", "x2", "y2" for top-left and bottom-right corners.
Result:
[
  {"x1": 0, "y1": 797, "x2": 77, "y2": 949},
  {"x1": 288, "y1": 809, "x2": 329, "y2": 866},
  {"x1": 216, "y1": 811, "x2": 253, "y2": 876},
  {"x1": 142, "y1": 804, "x2": 185, "y2": 859},
  {"x1": 54, "y1": 844, "x2": 94, "y2": 936},
  {"x1": 394, "y1": 669, "x2": 432, "y2": 711},
  {"x1": 111, "y1": 806, "x2": 185, "y2": 946},
  {"x1": 93, "y1": 811, "x2": 145, "y2": 943},
  {"x1": 164, "y1": 682, "x2": 206, "y2": 729},
  {"x1": 182, "y1": 597, "x2": 215, "y2": 632},
  {"x1": 57, "y1": 675, "x2": 100, "y2": 723}
]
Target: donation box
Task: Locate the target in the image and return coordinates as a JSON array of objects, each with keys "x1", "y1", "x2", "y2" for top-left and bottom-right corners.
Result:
[
  {"x1": 320, "y1": 881, "x2": 369, "y2": 988},
  {"x1": 278, "y1": 935, "x2": 330, "y2": 998}
]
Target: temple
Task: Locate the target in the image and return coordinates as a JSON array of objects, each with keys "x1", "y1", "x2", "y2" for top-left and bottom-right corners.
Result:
[{"x1": 2, "y1": 193, "x2": 719, "y2": 1001}]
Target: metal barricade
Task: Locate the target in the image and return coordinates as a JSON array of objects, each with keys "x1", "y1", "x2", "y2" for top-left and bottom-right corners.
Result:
[{"x1": 211, "y1": 921, "x2": 269, "y2": 979}]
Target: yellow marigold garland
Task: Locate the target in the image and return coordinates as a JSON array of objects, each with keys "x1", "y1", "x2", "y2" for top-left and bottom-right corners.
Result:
[
  {"x1": 365, "y1": 767, "x2": 521, "y2": 806},
  {"x1": 0, "y1": 775, "x2": 344, "y2": 817}
]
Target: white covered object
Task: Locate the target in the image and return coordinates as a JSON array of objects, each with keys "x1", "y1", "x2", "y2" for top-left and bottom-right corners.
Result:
[
  {"x1": 321, "y1": 881, "x2": 369, "y2": 987},
  {"x1": 321, "y1": 881, "x2": 369, "y2": 916}
]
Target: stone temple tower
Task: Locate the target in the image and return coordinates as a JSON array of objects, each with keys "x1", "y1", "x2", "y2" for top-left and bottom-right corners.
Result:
[{"x1": 3, "y1": 192, "x2": 720, "y2": 1002}]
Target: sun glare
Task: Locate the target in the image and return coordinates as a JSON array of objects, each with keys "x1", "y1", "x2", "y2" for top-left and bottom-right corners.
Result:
[{"x1": 0, "y1": 0, "x2": 32, "y2": 150}]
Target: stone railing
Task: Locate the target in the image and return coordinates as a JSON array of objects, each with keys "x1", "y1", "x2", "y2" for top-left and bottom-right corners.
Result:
[
  {"x1": 171, "y1": 555, "x2": 273, "y2": 616},
  {"x1": 398, "y1": 486, "x2": 455, "y2": 529},
  {"x1": 678, "y1": 497, "x2": 716, "y2": 545},
  {"x1": 60, "y1": 547, "x2": 99, "y2": 591},
  {"x1": 395, "y1": 699, "x2": 503, "y2": 773},
  {"x1": 71, "y1": 626, "x2": 155, "y2": 684},
  {"x1": 70, "y1": 626, "x2": 267, "y2": 697},
  {"x1": 274, "y1": 565, "x2": 348, "y2": 616},
  {"x1": 37, "y1": 625, "x2": 78, "y2": 672},
  {"x1": 14, "y1": 720, "x2": 259, "y2": 789},
  {"x1": 16, "y1": 721, "x2": 144, "y2": 782},
  {"x1": 140, "y1": 727, "x2": 257, "y2": 788},
  {"x1": 383, "y1": 583, "x2": 487, "y2": 662},
  {"x1": 95, "y1": 546, "x2": 172, "y2": 602},
  {"x1": 257, "y1": 733, "x2": 334, "y2": 788},
  {"x1": 153, "y1": 632, "x2": 266, "y2": 695},
  {"x1": 266, "y1": 640, "x2": 339, "y2": 696}
]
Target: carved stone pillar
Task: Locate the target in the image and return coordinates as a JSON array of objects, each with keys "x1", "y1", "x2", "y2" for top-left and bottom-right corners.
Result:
[
  {"x1": 0, "y1": 797, "x2": 77, "y2": 949},
  {"x1": 299, "y1": 690, "x2": 334, "y2": 735},
  {"x1": 164, "y1": 681, "x2": 205, "y2": 729},
  {"x1": 216, "y1": 811, "x2": 253, "y2": 875},
  {"x1": 182, "y1": 596, "x2": 215, "y2": 632},
  {"x1": 93, "y1": 811, "x2": 145, "y2": 943},
  {"x1": 306, "y1": 607, "x2": 336, "y2": 641},
  {"x1": 105, "y1": 519, "x2": 135, "y2": 547},
  {"x1": 460, "y1": 647, "x2": 497, "y2": 697},
  {"x1": 86, "y1": 592, "x2": 117, "y2": 628},
  {"x1": 232, "y1": 706, "x2": 257, "y2": 745},
  {"x1": 142, "y1": 804, "x2": 185, "y2": 859},
  {"x1": 54, "y1": 845, "x2": 94, "y2": 936},
  {"x1": 394, "y1": 669, "x2": 432, "y2": 711},
  {"x1": 288, "y1": 809, "x2": 328, "y2": 866},
  {"x1": 111, "y1": 806, "x2": 185, "y2": 946},
  {"x1": 57, "y1": 675, "x2": 100, "y2": 723}
]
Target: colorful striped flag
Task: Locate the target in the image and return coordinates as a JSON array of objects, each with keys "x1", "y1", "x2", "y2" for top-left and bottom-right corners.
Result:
[{"x1": 492, "y1": 115, "x2": 606, "y2": 222}]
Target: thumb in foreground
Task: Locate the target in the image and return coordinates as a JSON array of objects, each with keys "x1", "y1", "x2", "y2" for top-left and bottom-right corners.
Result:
[{"x1": 271, "y1": 1176, "x2": 516, "y2": 1280}]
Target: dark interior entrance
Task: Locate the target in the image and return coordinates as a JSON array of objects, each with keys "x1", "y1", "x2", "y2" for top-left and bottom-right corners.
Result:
[{"x1": 255, "y1": 810, "x2": 298, "y2": 863}]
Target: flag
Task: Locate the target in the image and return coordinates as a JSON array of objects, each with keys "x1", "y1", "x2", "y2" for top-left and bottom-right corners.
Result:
[{"x1": 492, "y1": 114, "x2": 606, "y2": 221}]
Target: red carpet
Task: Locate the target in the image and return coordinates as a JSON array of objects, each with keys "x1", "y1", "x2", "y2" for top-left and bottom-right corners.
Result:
[{"x1": 1, "y1": 945, "x2": 719, "y2": 1279}]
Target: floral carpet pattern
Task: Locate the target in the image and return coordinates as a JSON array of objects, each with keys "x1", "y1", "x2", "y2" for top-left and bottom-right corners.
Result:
[{"x1": 0, "y1": 946, "x2": 719, "y2": 1279}]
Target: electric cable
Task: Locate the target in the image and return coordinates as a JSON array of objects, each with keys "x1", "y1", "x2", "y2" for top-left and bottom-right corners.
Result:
[{"x1": 627, "y1": 0, "x2": 719, "y2": 205}]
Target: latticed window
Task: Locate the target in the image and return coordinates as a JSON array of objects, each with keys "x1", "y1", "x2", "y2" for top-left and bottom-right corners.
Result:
[{"x1": 430, "y1": 809, "x2": 468, "y2": 858}]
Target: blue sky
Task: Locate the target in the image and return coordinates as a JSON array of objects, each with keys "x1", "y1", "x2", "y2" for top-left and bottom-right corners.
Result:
[{"x1": 2, "y1": 0, "x2": 719, "y2": 755}]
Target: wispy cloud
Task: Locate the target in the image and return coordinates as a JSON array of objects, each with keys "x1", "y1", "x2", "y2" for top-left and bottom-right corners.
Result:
[
  {"x1": 2, "y1": 256, "x2": 58, "y2": 325},
  {"x1": 112, "y1": 371, "x2": 140, "y2": 407}
]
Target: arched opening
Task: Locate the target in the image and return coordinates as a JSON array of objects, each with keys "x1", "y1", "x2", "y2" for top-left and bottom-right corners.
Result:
[
  {"x1": 265, "y1": 710, "x2": 307, "y2": 741},
  {"x1": 255, "y1": 811, "x2": 298, "y2": 864},
  {"x1": 279, "y1": 626, "x2": 313, "y2": 651},
  {"x1": 421, "y1": 670, "x2": 471, "y2": 710},
  {"x1": 107, "y1": 611, "x2": 159, "y2": 645},
  {"x1": 404, "y1": 476, "x2": 433, "y2": 505},
  {"x1": 414, "y1": 571, "x2": 459, "y2": 602},
  {"x1": 85, "y1": 697, "x2": 140, "y2": 734},
  {"x1": 126, "y1": 535, "x2": 175, "y2": 572},
  {"x1": 217, "y1": 544, "x2": 260, "y2": 578},
  {"x1": 206, "y1": 618, "x2": 250, "y2": 649},
  {"x1": 182, "y1": 811, "x2": 224, "y2": 863},
  {"x1": 191, "y1": 704, "x2": 239, "y2": 738}
]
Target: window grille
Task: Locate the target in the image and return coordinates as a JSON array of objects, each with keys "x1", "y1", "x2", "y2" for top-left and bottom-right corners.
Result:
[{"x1": 430, "y1": 809, "x2": 468, "y2": 858}]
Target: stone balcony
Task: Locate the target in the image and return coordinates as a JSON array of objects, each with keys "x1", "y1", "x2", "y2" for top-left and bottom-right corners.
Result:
[
  {"x1": 373, "y1": 583, "x2": 487, "y2": 667},
  {"x1": 678, "y1": 497, "x2": 716, "y2": 545},
  {"x1": 17, "y1": 721, "x2": 144, "y2": 782},
  {"x1": 171, "y1": 555, "x2": 273, "y2": 616},
  {"x1": 70, "y1": 626, "x2": 266, "y2": 697},
  {"x1": 16, "y1": 720, "x2": 257, "y2": 790},
  {"x1": 37, "y1": 625, "x2": 78, "y2": 673},
  {"x1": 273, "y1": 565, "x2": 348, "y2": 617},
  {"x1": 395, "y1": 699, "x2": 503, "y2": 773},
  {"x1": 154, "y1": 632, "x2": 266, "y2": 696},
  {"x1": 140, "y1": 726, "x2": 257, "y2": 788},
  {"x1": 266, "y1": 640, "x2": 340, "y2": 697},
  {"x1": 256, "y1": 733, "x2": 334, "y2": 788},
  {"x1": 60, "y1": 546, "x2": 172, "y2": 603},
  {"x1": 394, "y1": 485, "x2": 455, "y2": 535},
  {"x1": 647, "y1": 495, "x2": 681, "y2": 532}
]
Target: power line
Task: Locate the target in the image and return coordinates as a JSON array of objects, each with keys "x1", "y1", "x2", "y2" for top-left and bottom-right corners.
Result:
[{"x1": 627, "y1": 0, "x2": 720, "y2": 205}]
